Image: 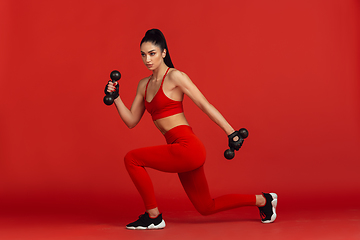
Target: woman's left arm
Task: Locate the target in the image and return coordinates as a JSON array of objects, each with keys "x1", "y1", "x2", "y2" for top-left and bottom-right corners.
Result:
[{"x1": 171, "y1": 70, "x2": 235, "y2": 136}]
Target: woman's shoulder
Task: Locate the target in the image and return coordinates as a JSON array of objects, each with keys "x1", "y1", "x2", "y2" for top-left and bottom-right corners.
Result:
[
  {"x1": 138, "y1": 75, "x2": 151, "y2": 86},
  {"x1": 136, "y1": 76, "x2": 151, "y2": 95},
  {"x1": 168, "y1": 68, "x2": 189, "y2": 81}
]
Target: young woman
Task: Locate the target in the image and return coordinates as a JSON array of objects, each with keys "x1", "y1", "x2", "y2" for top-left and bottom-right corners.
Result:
[{"x1": 106, "y1": 29, "x2": 277, "y2": 229}]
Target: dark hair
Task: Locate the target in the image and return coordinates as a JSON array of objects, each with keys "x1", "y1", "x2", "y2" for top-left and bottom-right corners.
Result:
[{"x1": 140, "y1": 29, "x2": 174, "y2": 68}]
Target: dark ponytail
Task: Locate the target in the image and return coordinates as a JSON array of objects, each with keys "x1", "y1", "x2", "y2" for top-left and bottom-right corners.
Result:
[{"x1": 140, "y1": 29, "x2": 174, "y2": 68}]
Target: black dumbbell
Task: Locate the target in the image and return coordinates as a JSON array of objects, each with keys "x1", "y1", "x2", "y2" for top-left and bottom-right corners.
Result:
[
  {"x1": 103, "y1": 70, "x2": 121, "y2": 105},
  {"x1": 224, "y1": 128, "x2": 249, "y2": 160}
]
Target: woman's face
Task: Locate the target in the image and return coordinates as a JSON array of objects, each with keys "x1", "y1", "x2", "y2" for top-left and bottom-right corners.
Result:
[{"x1": 140, "y1": 42, "x2": 166, "y2": 71}]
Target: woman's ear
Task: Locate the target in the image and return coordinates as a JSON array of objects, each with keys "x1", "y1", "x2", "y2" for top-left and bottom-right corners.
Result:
[{"x1": 162, "y1": 49, "x2": 167, "y2": 59}]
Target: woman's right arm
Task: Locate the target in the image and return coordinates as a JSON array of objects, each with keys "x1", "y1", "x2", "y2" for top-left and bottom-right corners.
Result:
[{"x1": 111, "y1": 78, "x2": 147, "y2": 129}]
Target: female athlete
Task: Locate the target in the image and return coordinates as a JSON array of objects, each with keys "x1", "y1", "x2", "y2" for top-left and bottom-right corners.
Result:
[{"x1": 105, "y1": 29, "x2": 277, "y2": 229}]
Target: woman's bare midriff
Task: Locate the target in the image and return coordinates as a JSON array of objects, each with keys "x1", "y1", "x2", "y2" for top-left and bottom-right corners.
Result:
[{"x1": 153, "y1": 113, "x2": 190, "y2": 134}]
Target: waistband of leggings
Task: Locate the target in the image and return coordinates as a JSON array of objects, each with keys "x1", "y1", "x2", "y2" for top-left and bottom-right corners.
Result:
[{"x1": 164, "y1": 125, "x2": 193, "y2": 144}]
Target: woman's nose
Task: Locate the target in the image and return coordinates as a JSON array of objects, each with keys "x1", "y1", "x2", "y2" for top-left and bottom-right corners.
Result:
[{"x1": 146, "y1": 55, "x2": 151, "y2": 62}]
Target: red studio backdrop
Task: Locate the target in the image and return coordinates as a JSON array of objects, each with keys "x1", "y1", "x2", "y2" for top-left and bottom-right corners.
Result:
[{"x1": 0, "y1": 0, "x2": 359, "y2": 215}]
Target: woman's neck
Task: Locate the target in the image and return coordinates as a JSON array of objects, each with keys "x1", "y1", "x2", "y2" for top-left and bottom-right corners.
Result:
[{"x1": 151, "y1": 63, "x2": 169, "y2": 81}]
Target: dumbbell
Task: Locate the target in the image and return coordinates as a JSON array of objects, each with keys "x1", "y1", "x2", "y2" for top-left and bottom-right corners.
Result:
[
  {"x1": 224, "y1": 128, "x2": 249, "y2": 160},
  {"x1": 103, "y1": 70, "x2": 121, "y2": 105}
]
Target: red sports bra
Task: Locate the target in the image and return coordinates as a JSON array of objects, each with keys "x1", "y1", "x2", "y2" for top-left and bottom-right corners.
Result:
[{"x1": 144, "y1": 68, "x2": 184, "y2": 121}]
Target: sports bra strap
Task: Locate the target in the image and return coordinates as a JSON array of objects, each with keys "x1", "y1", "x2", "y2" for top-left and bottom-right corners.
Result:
[
  {"x1": 145, "y1": 68, "x2": 170, "y2": 99},
  {"x1": 161, "y1": 68, "x2": 170, "y2": 86},
  {"x1": 144, "y1": 76, "x2": 151, "y2": 99}
]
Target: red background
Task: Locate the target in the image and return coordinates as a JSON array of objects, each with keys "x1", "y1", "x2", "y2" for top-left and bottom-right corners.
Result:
[{"x1": 1, "y1": 0, "x2": 359, "y2": 217}]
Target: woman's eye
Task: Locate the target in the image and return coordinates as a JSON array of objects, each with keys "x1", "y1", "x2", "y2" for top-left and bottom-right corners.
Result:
[{"x1": 150, "y1": 52, "x2": 156, "y2": 56}]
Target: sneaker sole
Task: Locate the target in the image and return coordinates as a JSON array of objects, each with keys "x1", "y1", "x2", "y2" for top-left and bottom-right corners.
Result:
[
  {"x1": 262, "y1": 193, "x2": 278, "y2": 224},
  {"x1": 126, "y1": 220, "x2": 166, "y2": 230}
]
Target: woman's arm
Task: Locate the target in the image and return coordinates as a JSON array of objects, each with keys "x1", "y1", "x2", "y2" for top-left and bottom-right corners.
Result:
[
  {"x1": 170, "y1": 70, "x2": 235, "y2": 135},
  {"x1": 110, "y1": 78, "x2": 147, "y2": 129}
]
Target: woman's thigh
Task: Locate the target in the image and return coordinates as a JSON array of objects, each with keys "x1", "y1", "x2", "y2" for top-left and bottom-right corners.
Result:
[{"x1": 125, "y1": 142, "x2": 205, "y2": 173}]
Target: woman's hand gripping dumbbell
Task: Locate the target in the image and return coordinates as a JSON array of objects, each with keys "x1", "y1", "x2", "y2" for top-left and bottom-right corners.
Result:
[
  {"x1": 103, "y1": 70, "x2": 121, "y2": 105},
  {"x1": 224, "y1": 128, "x2": 249, "y2": 160}
]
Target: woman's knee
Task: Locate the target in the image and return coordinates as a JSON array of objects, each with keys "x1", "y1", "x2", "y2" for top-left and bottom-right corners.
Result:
[
  {"x1": 194, "y1": 204, "x2": 214, "y2": 216},
  {"x1": 188, "y1": 198, "x2": 214, "y2": 216},
  {"x1": 124, "y1": 150, "x2": 137, "y2": 167}
]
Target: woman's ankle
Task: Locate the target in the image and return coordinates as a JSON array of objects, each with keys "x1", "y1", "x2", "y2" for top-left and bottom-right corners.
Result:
[
  {"x1": 146, "y1": 207, "x2": 160, "y2": 218},
  {"x1": 255, "y1": 194, "x2": 266, "y2": 207}
]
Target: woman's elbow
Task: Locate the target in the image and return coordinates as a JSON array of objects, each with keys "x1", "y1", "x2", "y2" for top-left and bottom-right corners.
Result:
[
  {"x1": 125, "y1": 121, "x2": 136, "y2": 129},
  {"x1": 125, "y1": 118, "x2": 141, "y2": 129},
  {"x1": 199, "y1": 102, "x2": 214, "y2": 113}
]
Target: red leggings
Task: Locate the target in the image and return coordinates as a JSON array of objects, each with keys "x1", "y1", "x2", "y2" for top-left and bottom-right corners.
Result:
[{"x1": 124, "y1": 125, "x2": 256, "y2": 215}]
